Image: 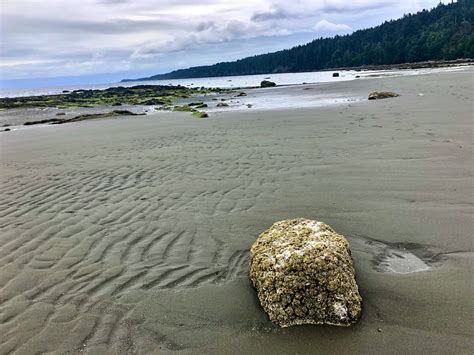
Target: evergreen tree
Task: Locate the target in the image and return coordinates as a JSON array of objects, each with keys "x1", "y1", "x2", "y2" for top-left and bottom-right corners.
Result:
[{"x1": 128, "y1": 0, "x2": 474, "y2": 81}]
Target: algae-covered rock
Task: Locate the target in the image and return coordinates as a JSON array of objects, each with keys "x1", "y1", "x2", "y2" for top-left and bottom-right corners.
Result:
[
  {"x1": 250, "y1": 218, "x2": 362, "y2": 327},
  {"x1": 368, "y1": 91, "x2": 399, "y2": 100}
]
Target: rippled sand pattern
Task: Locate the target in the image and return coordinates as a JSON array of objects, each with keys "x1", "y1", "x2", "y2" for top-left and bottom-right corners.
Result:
[{"x1": 0, "y1": 123, "x2": 279, "y2": 352}]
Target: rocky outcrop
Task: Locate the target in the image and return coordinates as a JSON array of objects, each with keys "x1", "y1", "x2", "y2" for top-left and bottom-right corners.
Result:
[
  {"x1": 368, "y1": 91, "x2": 400, "y2": 100},
  {"x1": 260, "y1": 80, "x2": 276, "y2": 88},
  {"x1": 332, "y1": 72, "x2": 340, "y2": 77},
  {"x1": 250, "y1": 218, "x2": 362, "y2": 327}
]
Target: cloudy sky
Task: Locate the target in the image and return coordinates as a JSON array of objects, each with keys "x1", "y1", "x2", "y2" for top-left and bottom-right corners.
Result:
[{"x1": 0, "y1": 0, "x2": 449, "y2": 88}]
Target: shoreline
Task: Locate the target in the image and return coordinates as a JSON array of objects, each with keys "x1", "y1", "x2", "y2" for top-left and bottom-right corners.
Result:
[
  {"x1": 1, "y1": 62, "x2": 472, "y2": 100},
  {"x1": 122, "y1": 58, "x2": 474, "y2": 83}
]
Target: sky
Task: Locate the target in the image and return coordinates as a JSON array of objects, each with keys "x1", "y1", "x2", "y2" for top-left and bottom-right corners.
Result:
[{"x1": 0, "y1": 0, "x2": 451, "y2": 88}]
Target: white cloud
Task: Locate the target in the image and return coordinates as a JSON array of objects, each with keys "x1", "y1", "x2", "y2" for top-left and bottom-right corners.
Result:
[
  {"x1": 313, "y1": 19, "x2": 351, "y2": 33},
  {"x1": 132, "y1": 20, "x2": 290, "y2": 58},
  {"x1": 0, "y1": 0, "x2": 451, "y2": 84}
]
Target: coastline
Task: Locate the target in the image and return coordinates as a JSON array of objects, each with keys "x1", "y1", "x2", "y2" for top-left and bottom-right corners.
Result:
[
  {"x1": 1, "y1": 63, "x2": 472, "y2": 100},
  {"x1": 0, "y1": 70, "x2": 473, "y2": 353},
  {"x1": 1, "y1": 65, "x2": 472, "y2": 130},
  {"x1": 122, "y1": 58, "x2": 474, "y2": 82}
]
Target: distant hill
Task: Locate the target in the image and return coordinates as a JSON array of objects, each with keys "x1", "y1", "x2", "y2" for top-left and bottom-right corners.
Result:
[{"x1": 123, "y1": 0, "x2": 473, "y2": 82}]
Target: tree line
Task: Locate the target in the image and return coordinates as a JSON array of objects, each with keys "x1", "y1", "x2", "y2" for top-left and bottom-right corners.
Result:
[{"x1": 130, "y1": 0, "x2": 473, "y2": 81}]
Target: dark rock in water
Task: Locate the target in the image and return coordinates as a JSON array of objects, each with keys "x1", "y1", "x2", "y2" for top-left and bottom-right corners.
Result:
[
  {"x1": 56, "y1": 112, "x2": 66, "y2": 116},
  {"x1": 111, "y1": 110, "x2": 144, "y2": 116},
  {"x1": 355, "y1": 76, "x2": 361, "y2": 79},
  {"x1": 250, "y1": 218, "x2": 362, "y2": 328},
  {"x1": 332, "y1": 72, "x2": 340, "y2": 77},
  {"x1": 247, "y1": 104, "x2": 253, "y2": 108},
  {"x1": 236, "y1": 92, "x2": 247, "y2": 97},
  {"x1": 3, "y1": 128, "x2": 11, "y2": 132},
  {"x1": 25, "y1": 118, "x2": 65, "y2": 126},
  {"x1": 216, "y1": 102, "x2": 229, "y2": 107},
  {"x1": 261, "y1": 80, "x2": 276, "y2": 88},
  {"x1": 62, "y1": 90, "x2": 70, "y2": 93},
  {"x1": 368, "y1": 91, "x2": 400, "y2": 100},
  {"x1": 196, "y1": 103, "x2": 208, "y2": 108},
  {"x1": 2, "y1": 124, "x2": 11, "y2": 127}
]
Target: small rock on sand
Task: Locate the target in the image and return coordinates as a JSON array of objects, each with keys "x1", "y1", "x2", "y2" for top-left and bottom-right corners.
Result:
[
  {"x1": 368, "y1": 91, "x2": 400, "y2": 100},
  {"x1": 250, "y1": 218, "x2": 362, "y2": 327}
]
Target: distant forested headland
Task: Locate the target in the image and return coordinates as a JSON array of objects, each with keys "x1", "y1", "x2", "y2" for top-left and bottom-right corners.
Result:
[{"x1": 124, "y1": 0, "x2": 473, "y2": 81}]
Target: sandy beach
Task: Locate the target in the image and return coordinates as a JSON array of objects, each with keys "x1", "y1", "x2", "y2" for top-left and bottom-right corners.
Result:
[{"x1": 0, "y1": 70, "x2": 472, "y2": 354}]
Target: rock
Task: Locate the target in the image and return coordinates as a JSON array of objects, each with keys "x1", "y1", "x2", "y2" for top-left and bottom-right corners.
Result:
[
  {"x1": 355, "y1": 75, "x2": 361, "y2": 79},
  {"x1": 192, "y1": 111, "x2": 208, "y2": 118},
  {"x1": 3, "y1": 128, "x2": 10, "y2": 132},
  {"x1": 368, "y1": 91, "x2": 400, "y2": 100},
  {"x1": 56, "y1": 112, "x2": 66, "y2": 116},
  {"x1": 250, "y1": 218, "x2": 362, "y2": 328},
  {"x1": 195, "y1": 103, "x2": 208, "y2": 108},
  {"x1": 260, "y1": 80, "x2": 276, "y2": 88},
  {"x1": 332, "y1": 72, "x2": 340, "y2": 77},
  {"x1": 216, "y1": 102, "x2": 229, "y2": 107},
  {"x1": 236, "y1": 92, "x2": 247, "y2": 97}
]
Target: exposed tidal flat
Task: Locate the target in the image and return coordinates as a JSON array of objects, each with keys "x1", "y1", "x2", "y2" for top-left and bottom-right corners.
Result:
[{"x1": 0, "y1": 70, "x2": 473, "y2": 353}]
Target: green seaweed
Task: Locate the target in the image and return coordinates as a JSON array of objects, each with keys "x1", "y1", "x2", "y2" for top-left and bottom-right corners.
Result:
[
  {"x1": 0, "y1": 85, "x2": 228, "y2": 110},
  {"x1": 173, "y1": 105, "x2": 194, "y2": 112},
  {"x1": 192, "y1": 111, "x2": 209, "y2": 118}
]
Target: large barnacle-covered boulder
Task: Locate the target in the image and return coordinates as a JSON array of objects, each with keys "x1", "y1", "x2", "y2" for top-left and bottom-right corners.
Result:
[{"x1": 250, "y1": 218, "x2": 362, "y2": 327}]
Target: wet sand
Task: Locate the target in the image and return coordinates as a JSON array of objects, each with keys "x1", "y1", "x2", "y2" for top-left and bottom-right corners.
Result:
[{"x1": 0, "y1": 70, "x2": 472, "y2": 354}]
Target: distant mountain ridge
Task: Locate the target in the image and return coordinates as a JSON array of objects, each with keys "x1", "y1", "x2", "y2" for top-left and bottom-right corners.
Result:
[{"x1": 123, "y1": 0, "x2": 473, "y2": 82}]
